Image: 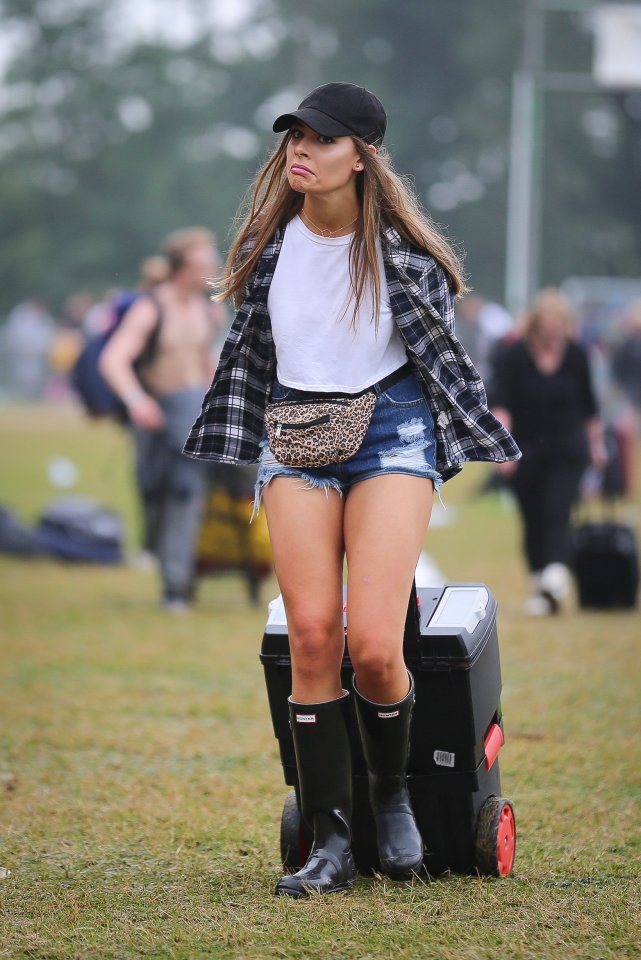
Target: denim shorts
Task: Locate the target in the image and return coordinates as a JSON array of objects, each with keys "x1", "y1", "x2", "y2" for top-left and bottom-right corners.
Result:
[{"x1": 253, "y1": 367, "x2": 442, "y2": 516}]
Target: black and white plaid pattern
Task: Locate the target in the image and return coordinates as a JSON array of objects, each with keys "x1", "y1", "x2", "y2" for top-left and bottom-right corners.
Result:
[{"x1": 183, "y1": 225, "x2": 521, "y2": 481}]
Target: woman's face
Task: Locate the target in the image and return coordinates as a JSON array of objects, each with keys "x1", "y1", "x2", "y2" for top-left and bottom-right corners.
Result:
[
  {"x1": 286, "y1": 122, "x2": 364, "y2": 197},
  {"x1": 531, "y1": 309, "x2": 569, "y2": 348}
]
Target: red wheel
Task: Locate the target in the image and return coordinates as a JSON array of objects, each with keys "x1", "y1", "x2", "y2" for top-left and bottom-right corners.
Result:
[
  {"x1": 280, "y1": 790, "x2": 311, "y2": 871},
  {"x1": 475, "y1": 796, "x2": 516, "y2": 877}
]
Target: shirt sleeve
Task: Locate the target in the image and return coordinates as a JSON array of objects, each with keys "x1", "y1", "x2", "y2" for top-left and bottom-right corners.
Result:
[{"x1": 418, "y1": 259, "x2": 455, "y2": 334}]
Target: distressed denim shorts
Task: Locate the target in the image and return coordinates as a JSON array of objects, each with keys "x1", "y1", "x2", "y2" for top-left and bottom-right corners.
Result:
[{"x1": 253, "y1": 366, "x2": 442, "y2": 516}]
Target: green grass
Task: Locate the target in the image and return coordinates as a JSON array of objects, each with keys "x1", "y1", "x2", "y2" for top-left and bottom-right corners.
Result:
[{"x1": 1, "y1": 406, "x2": 640, "y2": 959}]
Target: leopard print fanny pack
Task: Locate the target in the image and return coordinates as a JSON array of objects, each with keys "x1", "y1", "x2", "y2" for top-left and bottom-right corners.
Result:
[
  {"x1": 264, "y1": 392, "x2": 377, "y2": 468},
  {"x1": 263, "y1": 364, "x2": 412, "y2": 469}
]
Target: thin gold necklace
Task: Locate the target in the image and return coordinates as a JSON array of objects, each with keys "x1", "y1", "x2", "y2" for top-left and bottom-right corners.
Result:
[{"x1": 300, "y1": 209, "x2": 358, "y2": 238}]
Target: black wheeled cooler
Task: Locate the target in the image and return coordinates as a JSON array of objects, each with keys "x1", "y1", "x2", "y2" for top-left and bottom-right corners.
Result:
[{"x1": 260, "y1": 582, "x2": 516, "y2": 878}]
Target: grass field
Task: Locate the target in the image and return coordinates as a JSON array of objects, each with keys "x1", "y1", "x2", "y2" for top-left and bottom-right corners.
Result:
[{"x1": 1, "y1": 406, "x2": 640, "y2": 960}]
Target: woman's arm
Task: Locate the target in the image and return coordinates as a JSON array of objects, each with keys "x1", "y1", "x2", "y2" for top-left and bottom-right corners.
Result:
[
  {"x1": 491, "y1": 406, "x2": 512, "y2": 433},
  {"x1": 575, "y1": 343, "x2": 607, "y2": 469},
  {"x1": 586, "y1": 416, "x2": 608, "y2": 470},
  {"x1": 490, "y1": 406, "x2": 518, "y2": 476}
]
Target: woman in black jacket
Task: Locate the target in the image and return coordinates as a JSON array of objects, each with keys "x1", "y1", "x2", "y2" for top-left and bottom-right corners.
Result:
[{"x1": 492, "y1": 289, "x2": 606, "y2": 615}]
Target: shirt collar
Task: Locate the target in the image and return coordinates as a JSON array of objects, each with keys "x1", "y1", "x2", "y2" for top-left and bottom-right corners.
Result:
[
  {"x1": 381, "y1": 223, "x2": 403, "y2": 248},
  {"x1": 257, "y1": 221, "x2": 407, "y2": 280}
]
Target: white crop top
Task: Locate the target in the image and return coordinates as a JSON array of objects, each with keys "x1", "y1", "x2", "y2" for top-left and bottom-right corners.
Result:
[{"x1": 267, "y1": 215, "x2": 407, "y2": 393}]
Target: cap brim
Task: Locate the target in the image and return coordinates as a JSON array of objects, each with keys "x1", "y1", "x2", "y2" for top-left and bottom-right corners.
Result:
[{"x1": 272, "y1": 107, "x2": 355, "y2": 138}]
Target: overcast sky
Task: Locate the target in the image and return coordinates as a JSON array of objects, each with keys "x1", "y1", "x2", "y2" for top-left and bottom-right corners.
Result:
[
  {"x1": 112, "y1": 0, "x2": 259, "y2": 45},
  {"x1": 0, "y1": 0, "x2": 260, "y2": 81}
]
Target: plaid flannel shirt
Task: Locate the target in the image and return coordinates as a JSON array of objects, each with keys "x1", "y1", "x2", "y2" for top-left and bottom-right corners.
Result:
[{"x1": 183, "y1": 224, "x2": 521, "y2": 481}]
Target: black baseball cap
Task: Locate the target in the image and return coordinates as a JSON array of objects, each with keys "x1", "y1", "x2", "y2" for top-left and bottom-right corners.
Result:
[{"x1": 273, "y1": 82, "x2": 387, "y2": 146}]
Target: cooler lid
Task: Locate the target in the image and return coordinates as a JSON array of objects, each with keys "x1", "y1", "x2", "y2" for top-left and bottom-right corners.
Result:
[
  {"x1": 429, "y1": 585, "x2": 489, "y2": 634},
  {"x1": 266, "y1": 594, "x2": 288, "y2": 628},
  {"x1": 261, "y1": 594, "x2": 291, "y2": 657},
  {"x1": 417, "y1": 584, "x2": 496, "y2": 662}
]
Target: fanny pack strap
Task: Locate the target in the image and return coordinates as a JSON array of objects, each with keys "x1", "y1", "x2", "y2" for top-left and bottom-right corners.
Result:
[
  {"x1": 319, "y1": 363, "x2": 412, "y2": 401},
  {"x1": 369, "y1": 362, "x2": 412, "y2": 396},
  {"x1": 264, "y1": 364, "x2": 413, "y2": 470}
]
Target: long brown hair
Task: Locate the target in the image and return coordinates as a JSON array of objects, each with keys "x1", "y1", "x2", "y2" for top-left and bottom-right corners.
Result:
[{"x1": 215, "y1": 132, "x2": 467, "y2": 323}]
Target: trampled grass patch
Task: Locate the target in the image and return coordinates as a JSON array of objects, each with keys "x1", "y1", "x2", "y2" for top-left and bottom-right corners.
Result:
[{"x1": 0, "y1": 407, "x2": 639, "y2": 959}]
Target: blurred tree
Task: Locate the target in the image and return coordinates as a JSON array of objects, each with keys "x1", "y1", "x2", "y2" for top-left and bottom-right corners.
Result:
[
  {"x1": 0, "y1": 0, "x2": 270, "y2": 313},
  {"x1": 0, "y1": 0, "x2": 639, "y2": 319}
]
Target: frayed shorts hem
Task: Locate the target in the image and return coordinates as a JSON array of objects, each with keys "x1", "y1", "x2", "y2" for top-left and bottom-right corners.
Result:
[
  {"x1": 251, "y1": 462, "x2": 443, "y2": 521},
  {"x1": 250, "y1": 367, "x2": 443, "y2": 520}
]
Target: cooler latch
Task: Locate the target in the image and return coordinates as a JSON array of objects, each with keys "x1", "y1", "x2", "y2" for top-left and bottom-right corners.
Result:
[{"x1": 484, "y1": 722, "x2": 504, "y2": 771}]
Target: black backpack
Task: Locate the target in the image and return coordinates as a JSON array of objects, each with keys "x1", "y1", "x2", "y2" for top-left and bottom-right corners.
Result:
[{"x1": 71, "y1": 292, "x2": 161, "y2": 418}]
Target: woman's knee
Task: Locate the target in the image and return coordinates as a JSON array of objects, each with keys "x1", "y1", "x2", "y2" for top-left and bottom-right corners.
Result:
[
  {"x1": 288, "y1": 611, "x2": 344, "y2": 677},
  {"x1": 350, "y1": 640, "x2": 403, "y2": 692}
]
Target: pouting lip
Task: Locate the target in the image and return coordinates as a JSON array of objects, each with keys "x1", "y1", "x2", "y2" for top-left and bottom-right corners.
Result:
[{"x1": 290, "y1": 163, "x2": 314, "y2": 175}]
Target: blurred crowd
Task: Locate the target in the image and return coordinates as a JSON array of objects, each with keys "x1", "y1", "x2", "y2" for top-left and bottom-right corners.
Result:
[
  {"x1": 458, "y1": 291, "x2": 640, "y2": 425},
  {"x1": 0, "y1": 254, "x2": 227, "y2": 406},
  {"x1": 4, "y1": 281, "x2": 641, "y2": 437},
  {"x1": 456, "y1": 287, "x2": 640, "y2": 615},
  {"x1": 1, "y1": 263, "x2": 640, "y2": 616},
  {"x1": 455, "y1": 288, "x2": 641, "y2": 491}
]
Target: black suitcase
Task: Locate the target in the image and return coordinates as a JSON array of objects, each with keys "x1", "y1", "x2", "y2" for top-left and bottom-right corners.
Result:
[
  {"x1": 260, "y1": 582, "x2": 516, "y2": 878},
  {"x1": 573, "y1": 521, "x2": 639, "y2": 609}
]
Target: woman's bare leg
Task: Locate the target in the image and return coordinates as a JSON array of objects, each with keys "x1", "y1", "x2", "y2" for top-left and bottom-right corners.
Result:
[
  {"x1": 262, "y1": 478, "x2": 346, "y2": 703},
  {"x1": 344, "y1": 474, "x2": 434, "y2": 704},
  {"x1": 265, "y1": 477, "x2": 358, "y2": 898}
]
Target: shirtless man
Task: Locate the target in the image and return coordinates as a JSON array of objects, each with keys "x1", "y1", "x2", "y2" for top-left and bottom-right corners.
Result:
[{"x1": 100, "y1": 228, "x2": 226, "y2": 611}]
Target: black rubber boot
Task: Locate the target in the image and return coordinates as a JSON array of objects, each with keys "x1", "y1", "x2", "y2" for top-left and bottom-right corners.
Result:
[
  {"x1": 353, "y1": 672, "x2": 424, "y2": 879},
  {"x1": 275, "y1": 692, "x2": 357, "y2": 898}
]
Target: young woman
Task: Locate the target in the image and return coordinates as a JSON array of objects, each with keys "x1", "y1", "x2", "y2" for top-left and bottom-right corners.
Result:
[{"x1": 184, "y1": 83, "x2": 520, "y2": 897}]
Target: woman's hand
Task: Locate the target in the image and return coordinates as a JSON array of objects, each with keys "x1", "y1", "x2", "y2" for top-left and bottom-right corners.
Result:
[
  {"x1": 496, "y1": 460, "x2": 518, "y2": 478},
  {"x1": 589, "y1": 437, "x2": 608, "y2": 471},
  {"x1": 586, "y1": 417, "x2": 608, "y2": 471},
  {"x1": 490, "y1": 407, "x2": 517, "y2": 477}
]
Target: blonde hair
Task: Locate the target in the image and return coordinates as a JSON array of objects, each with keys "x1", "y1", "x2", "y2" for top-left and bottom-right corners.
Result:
[
  {"x1": 162, "y1": 227, "x2": 217, "y2": 275},
  {"x1": 622, "y1": 298, "x2": 641, "y2": 333},
  {"x1": 216, "y1": 133, "x2": 467, "y2": 324},
  {"x1": 522, "y1": 288, "x2": 577, "y2": 340},
  {"x1": 138, "y1": 255, "x2": 170, "y2": 290}
]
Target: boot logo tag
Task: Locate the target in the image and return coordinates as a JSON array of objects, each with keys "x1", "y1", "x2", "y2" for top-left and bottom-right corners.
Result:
[
  {"x1": 434, "y1": 749, "x2": 456, "y2": 768},
  {"x1": 377, "y1": 710, "x2": 400, "y2": 719},
  {"x1": 296, "y1": 714, "x2": 316, "y2": 723}
]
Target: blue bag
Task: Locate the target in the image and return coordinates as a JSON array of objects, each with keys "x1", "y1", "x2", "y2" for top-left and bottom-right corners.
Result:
[
  {"x1": 35, "y1": 497, "x2": 124, "y2": 565},
  {"x1": 71, "y1": 292, "x2": 160, "y2": 418}
]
